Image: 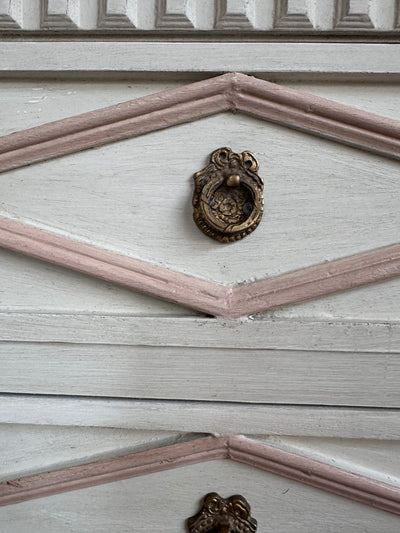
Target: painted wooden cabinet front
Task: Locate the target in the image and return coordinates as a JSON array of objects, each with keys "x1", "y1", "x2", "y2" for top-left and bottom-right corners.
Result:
[{"x1": 0, "y1": 1, "x2": 400, "y2": 531}]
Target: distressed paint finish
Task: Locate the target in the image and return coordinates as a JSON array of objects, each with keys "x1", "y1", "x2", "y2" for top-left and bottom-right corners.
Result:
[
  {"x1": 2, "y1": 395, "x2": 400, "y2": 440},
  {"x1": 2, "y1": 73, "x2": 400, "y2": 175},
  {"x1": 1, "y1": 435, "x2": 400, "y2": 516},
  {"x1": 3, "y1": 42, "x2": 400, "y2": 75},
  {"x1": 2, "y1": 341, "x2": 400, "y2": 406},
  {"x1": 2, "y1": 461, "x2": 400, "y2": 533},
  {"x1": 0, "y1": 314, "x2": 398, "y2": 353},
  {"x1": 0, "y1": 425, "x2": 191, "y2": 482},
  {"x1": 0, "y1": 1, "x2": 398, "y2": 31},
  {"x1": 0, "y1": 216, "x2": 398, "y2": 317}
]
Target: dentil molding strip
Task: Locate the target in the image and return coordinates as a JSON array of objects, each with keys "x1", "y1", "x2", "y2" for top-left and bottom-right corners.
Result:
[
  {"x1": 1, "y1": 72, "x2": 400, "y2": 174},
  {"x1": 0, "y1": 216, "x2": 399, "y2": 318},
  {"x1": 1, "y1": 435, "x2": 399, "y2": 514}
]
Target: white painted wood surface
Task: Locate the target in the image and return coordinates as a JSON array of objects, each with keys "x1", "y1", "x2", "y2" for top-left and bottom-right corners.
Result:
[
  {"x1": 259, "y1": 436, "x2": 400, "y2": 487},
  {"x1": 1, "y1": 113, "x2": 399, "y2": 285},
  {"x1": 261, "y1": 277, "x2": 400, "y2": 321},
  {"x1": 1, "y1": 423, "x2": 399, "y2": 488},
  {"x1": 0, "y1": 79, "x2": 182, "y2": 137},
  {"x1": 1, "y1": 460, "x2": 399, "y2": 532},
  {"x1": 1, "y1": 78, "x2": 399, "y2": 319},
  {"x1": 0, "y1": 249, "x2": 200, "y2": 315},
  {"x1": 1, "y1": 341, "x2": 399, "y2": 406},
  {"x1": 2, "y1": 395, "x2": 400, "y2": 439},
  {"x1": 1, "y1": 48, "x2": 400, "y2": 529},
  {"x1": 1, "y1": 0, "x2": 398, "y2": 31},
  {"x1": 1, "y1": 315, "x2": 398, "y2": 352},
  {"x1": 3, "y1": 80, "x2": 400, "y2": 139},
  {"x1": 1, "y1": 248, "x2": 399, "y2": 319},
  {"x1": 0, "y1": 425, "x2": 191, "y2": 482},
  {"x1": 2, "y1": 42, "x2": 400, "y2": 75}
]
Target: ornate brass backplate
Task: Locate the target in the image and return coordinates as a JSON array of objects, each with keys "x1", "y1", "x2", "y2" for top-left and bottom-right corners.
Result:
[
  {"x1": 192, "y1": 148, "x2": 264, "y2": 242},
  {"x1": 187, "y1": 492, "x2": 257, "y2": 533}
]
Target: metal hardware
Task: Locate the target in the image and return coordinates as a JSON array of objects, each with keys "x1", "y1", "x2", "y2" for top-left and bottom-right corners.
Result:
[
  {"x1": 192, "y1": 147, "x2": 263, "y2": 243},
  {"x1": 187, "y1": 492, "x2": 257, "y2": 533}
]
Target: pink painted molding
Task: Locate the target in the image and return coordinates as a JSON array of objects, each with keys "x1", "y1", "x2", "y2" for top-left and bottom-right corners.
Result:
[
  {"x1": 1, "y1": 74, "x2": 399, "y2": 316},
  {"x1": 1, "y1": 72, "x2": 400, "y2": 174},
  {"x1": 0, "y1": 216, "x2": 399, "y2": 318},
  {"x1": 1, "y1": 435, "x2": 400, "y2": 515}
]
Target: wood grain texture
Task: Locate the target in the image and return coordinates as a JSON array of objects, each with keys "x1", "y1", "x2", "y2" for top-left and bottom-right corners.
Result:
[
  {"x1": 0, "y1": 249, "x2": 202, "y2": 316},
  {"x1": 0, "y1": 435, "x2": 226, "y2": 507},
  {"x1": 0, "y1": 425, "x2": 190, "y2": 482},
  {"x1": 2, "y1": 72, "x2": 400, "y2": 174},
  {"x1": 0, "y1": 217, "x2": 227, "y2": 317},
  {"x1": 2, "y1": 42, "x2": 400, "y2": 75},
  {"x1": 3, "y1": 111, "x2": 399, "y2": 286},
  {"x1": 2, "y1": 424, "x2": 399, "y2": 488},
  {"x1": 0, "y1": 73, "x2": 399, "y2": 317},
  {"x1": 1, "y1": 435, "x2": 400, "y2": 515},
  {"x1": 0, "y1": 216, "x2": 398, "y2": 317},
  {"x1": 0, "y1": 79, "x2": 183, "y2": 138},
  {"x1": 2, "y1": 395, "x2": 400, "y2": 439},
  {"x1": 0, "y1": 74, "x2": 230, "y2": 173},
  {"x1": 1, "y1": 341, "x2": 399, "y2": 406},
  {"x1": 1, "y1": 314, "x2": 398, "y2": 352}
]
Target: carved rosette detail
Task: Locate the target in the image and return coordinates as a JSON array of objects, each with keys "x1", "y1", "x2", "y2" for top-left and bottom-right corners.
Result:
[
  {"x1": 192, "y1": 148, "x2": 264, "y2": 243},
  {"x1": 187, "y1": 492, "x2": 257, "y2": 533}
]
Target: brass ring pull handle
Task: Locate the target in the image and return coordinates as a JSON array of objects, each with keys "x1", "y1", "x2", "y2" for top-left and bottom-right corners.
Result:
[
  {"x1": 192, "y1": 148, "x2": 264, "y2": 243},
  {"x1": 186, "y1": 492, "x2": 257, "y2": 533}
]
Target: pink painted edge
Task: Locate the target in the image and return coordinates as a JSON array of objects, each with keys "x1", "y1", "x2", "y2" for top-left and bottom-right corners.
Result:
[
  {"x1": 0, "y1": 436, "x2": 228, "y2": 507},
  {"x1": 229, "y1": 436, "x2": 400, "y2": 516},
  {"x1": 0, "y1": 216, "x2": 399, "y2": 318},
  {"x1": 230, "y1": 244, "x2": 400, "y2": 318},
  {"x1": 1, "y1": 72, "x2": 400, "y2": 174},
  {"x1": 234, "y1": 72, "x2": 400, "y2": 140},
  {"x1": 1, "y1": 435, "x2": 399, "y2": 516},
  {"x1": 0, "y1": 217, "x2": 228, "y2": 316},
  {"x1": 0, "y1": 73, "x2": 233, "y2": 156}
]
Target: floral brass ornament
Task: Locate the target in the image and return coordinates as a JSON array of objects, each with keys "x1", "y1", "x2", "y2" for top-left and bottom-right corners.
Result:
[
  {"x1": 192, "y1": 148, "x2": 264, "y2": 242},
  {"x1": 186, "y1": 492, "x2": 257, "y2": 533}
]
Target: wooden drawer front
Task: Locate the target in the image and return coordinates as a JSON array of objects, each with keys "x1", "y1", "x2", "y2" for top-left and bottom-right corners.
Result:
[{"x1": 1, "y1": 428, "x2": 400, "y2": 532}]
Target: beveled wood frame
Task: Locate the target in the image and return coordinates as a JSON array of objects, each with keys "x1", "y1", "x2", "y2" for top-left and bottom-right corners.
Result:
[
  {"x1": 0, "y1": 73, "x2": 399, "y2": 317},
  {"x1": 2, "y1": 72, "x2": 400, "y2": 173},
  {"x1": 1, "y1": 435, "x2": 399, "y2": 515}
]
